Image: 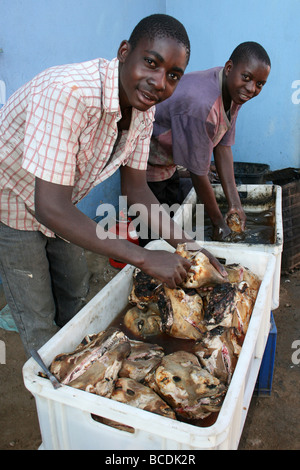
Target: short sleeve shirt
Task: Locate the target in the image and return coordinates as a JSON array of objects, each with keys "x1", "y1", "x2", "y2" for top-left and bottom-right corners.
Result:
[
  {"x1": 0, "y1": 58, "x2": 154, "y2": 236},
  {"x1": 147, "y1": 67, "x2": 241, "y2": 182}
]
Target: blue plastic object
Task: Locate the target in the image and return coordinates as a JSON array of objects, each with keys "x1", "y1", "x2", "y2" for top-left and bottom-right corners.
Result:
[{"x1": 254, "y1": 312, "x2": 277, "y2": 396}]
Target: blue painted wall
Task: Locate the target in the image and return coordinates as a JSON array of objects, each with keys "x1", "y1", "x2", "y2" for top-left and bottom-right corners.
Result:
[
  {"x1": 0, "y1": 0, "x2": 166, "y2": 218},
  {"x1": 0, "y1": 0, "x2": 299, "y2": 219},
  {"x1": 167, "y1": 0, "x2": 300, "y2": 170},
  {"x1": 0, "y1": 0, "x2": 165, "y2": 98}
]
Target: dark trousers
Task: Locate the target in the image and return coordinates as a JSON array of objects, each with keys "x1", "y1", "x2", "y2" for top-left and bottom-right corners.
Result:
[
  {"x1": 148, "y1": 170, "x2": 193, "y2": 206},
  {"x1": 148, "y1": 170, "x2": 181, "y2": 206},
  {"x1": 0, "y1": 222, "x2": 89, "y2": 356}
]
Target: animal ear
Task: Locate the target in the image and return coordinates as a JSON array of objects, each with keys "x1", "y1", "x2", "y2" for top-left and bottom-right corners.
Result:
[{"x1": 117, "y1": 40, "x2": 132, "y2": 63}]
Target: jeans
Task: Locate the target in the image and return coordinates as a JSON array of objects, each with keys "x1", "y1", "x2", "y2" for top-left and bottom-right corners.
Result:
[{"x1": 0, "y1": 222, "x2": 89, "y2": 356}]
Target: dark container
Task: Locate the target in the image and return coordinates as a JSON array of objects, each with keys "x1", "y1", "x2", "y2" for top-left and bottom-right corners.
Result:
[
  {"x1": 281, "y1": 180, "x2": 300, "y2": 271},
  {"x1": 234, "y1": 162, "x2": 270, "y2": 184},
  {"x1": 266, "y1": 168, "x2": 300, "y2": 271}
]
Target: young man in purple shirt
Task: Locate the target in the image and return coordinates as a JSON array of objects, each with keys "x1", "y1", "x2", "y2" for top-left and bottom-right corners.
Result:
[{"x1": 147, "y1": 42, "x2": 271, "y2": 240}]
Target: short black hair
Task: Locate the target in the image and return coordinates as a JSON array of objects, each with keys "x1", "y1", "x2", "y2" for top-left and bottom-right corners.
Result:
[
  {"x1": 229, "y1": 41, "x2": 271, "y2": 68},
  {"x1": 128, "y1": 14, "x2": 191, "y2": 65}
]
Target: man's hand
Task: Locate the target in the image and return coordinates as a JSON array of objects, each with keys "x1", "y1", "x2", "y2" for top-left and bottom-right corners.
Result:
[
  {"x1": 140, "y1": 250, "x2": 192, "y2": 288},
  {"x1": 225, "y1": 206, "x2": 247, "y2": 232},
  {"x1": 212, "y1": 220, "x2": 231, "y2": 241},
  {"x1": 213, "y1": 145, "x2": 246, "y2": 234},
  {"x1": 140, "y1": 246, "x2": 227, "y2": 288}
]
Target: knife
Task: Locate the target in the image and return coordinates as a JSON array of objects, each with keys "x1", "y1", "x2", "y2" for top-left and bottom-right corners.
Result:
[{"x1": 30, "y1": 349, "x2": 62, "y2": 389}]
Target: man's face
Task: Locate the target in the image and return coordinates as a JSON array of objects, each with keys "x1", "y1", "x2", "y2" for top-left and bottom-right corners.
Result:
[
  {"x1": 224, "y1": 57, "x2": 270, "y2": 105},
  {"x1": 118, "y1": 36, "x2": 188, "y2": 111}
]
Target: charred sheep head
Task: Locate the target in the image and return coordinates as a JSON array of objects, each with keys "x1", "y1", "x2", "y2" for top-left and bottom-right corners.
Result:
[{"x1": 145, "y1": 350, "x2": 227, "y2": 420}]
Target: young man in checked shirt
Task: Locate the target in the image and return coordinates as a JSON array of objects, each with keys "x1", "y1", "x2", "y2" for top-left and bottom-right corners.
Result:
[{"x1": 0, "y1": 14, "x2": 226, "y2": 355}]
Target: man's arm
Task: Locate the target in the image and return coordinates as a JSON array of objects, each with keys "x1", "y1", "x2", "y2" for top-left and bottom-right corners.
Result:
[
  {"x1": 190, "y1": 172, "x2": 231, "y2": 240},
  {"x1": 120, "y1": 165, "x2": 228, "y2": 276},
  {"x1": 34, "y1": 177, "x2": 192, "y2": 288},
  {"x1": 213, "y1": 144, "x2": 246, "y2": 230}
]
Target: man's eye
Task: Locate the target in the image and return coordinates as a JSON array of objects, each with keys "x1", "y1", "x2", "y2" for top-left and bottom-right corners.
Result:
[
  {"x1": 145, "y1": 58, "x2": 156, "y2": 67},
  {"x1": 168, "y1": 72, "x2": 181, "y2": 81},
  {"x1": 242, "y1": 74, "x2": 250, "y2": 81}
]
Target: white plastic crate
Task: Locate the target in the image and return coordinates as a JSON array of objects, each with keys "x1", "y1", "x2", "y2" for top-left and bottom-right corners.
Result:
[
  {"x1": 174, "y1": 184, "x2": 283, "y2": 309},
  {"x1": 22, "y1": 241, "x2": 276, "y2": 450}
]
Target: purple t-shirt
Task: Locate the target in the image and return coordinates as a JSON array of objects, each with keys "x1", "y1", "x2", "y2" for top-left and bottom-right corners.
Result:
[{"x1": 147, "y1": 67, "x2": 241, "y2": 181}]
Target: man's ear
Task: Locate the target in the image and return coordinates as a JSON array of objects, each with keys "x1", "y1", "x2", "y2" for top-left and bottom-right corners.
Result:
[
  {"x1": 224, "y1": 59, "x2": 233, "y2": 76},
  {"x1": 117, "y1": 40, "x2": 132, "y2": 63}
]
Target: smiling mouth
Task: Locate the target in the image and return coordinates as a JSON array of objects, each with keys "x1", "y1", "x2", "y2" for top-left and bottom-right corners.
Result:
[
  {"x1": 138, "y1": 89, "x2": 158, "y2": 105},
  {"x1": 239, "y1": 93, "x2": 252, "y2": 101}
]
